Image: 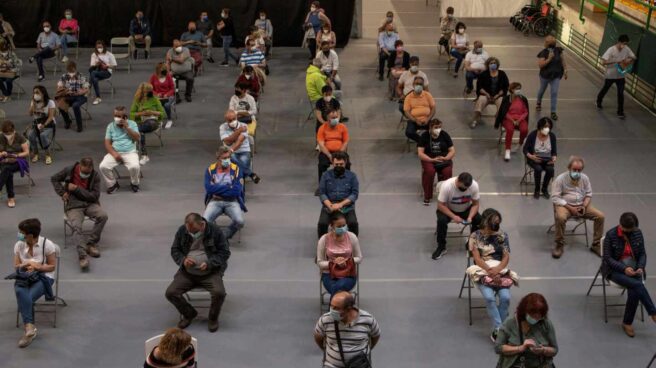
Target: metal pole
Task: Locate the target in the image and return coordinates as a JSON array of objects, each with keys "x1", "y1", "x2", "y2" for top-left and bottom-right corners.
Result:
[
  {"x1": 608, "y1": 0, "x2": 616, "y2": 16},
  {"x1": 647, "y1": 7, "x2": 653, "y2": 31},
  {"x1": 579, "y1": 0, "x2": 587, "y2": 24}
]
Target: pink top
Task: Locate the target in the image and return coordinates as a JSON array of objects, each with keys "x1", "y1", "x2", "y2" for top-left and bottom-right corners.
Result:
[
  {"x1": 325, "y1": 233, "x2": 353, "y2": 260},
  {"x1": 58, "y1": 19, "x2": 79, "y2": 33},
  {"x1": 504, "y1": 97, "x2": 528, "y2": 124},
  {"x1": 149, "y1": 74, "x2": 175, "y2": 97}
]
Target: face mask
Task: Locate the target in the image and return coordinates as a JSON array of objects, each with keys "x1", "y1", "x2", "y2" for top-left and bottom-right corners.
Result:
[
  {"x1": 97, "y1": 48, "x2": 104, "y2": 53},
  {"x1": 33, "y1": 94, "x2": 42, "y2": 101},
  {"x1": 221, "y1": 13, "x2": 227, "y2": 19},
  {"x1": 323, "y1": 96, "x2": 332, "y2": 102},
  {"x1": 245, "y1": 74, "x2": 252, "y2": 80},
  {"x1": 189, "y1": 231, "x2": 202, "y2": 240},
  {"x1": 329, "y1": 308, "x2": 341, "y2": 321},
  {"x1": 221, "y1": 158, "x2": 231, "y2": 168},
  {"x1": 489, "y1": 63, "x2": 498, "y2": 71},
  {"x1": 260, "y1": 15, "x2": 266, "y2": 20},
  {"x1": 235, "y1": 89, "x2": 242, "y2": 96},
  {"x1": 490, "y1": 223, "x2": 500, "y2": 232},
  {"x1": 330, "y1": 118, "x2": 339, "y2": 126},
  {"x1": 526, "y1": 315, "x2": 540, "y2": 325},
  {"x1": 513, "y1": 89, "x2": 522, "y2": 96},
  {"x1": 410, "y1": 65, "x2": 418, "y2": 73},
  {"x1": 475, "y1": 48, "x2": 482, "y2": 54},
  {"x1": 333, "y1": 166, "x2": 346, "y2": 176},
  {"x1": 386, "y1": 16, "x2": 393, "y2": 22},
  {"x1": 541, "y1": 127, "x2": 550, "y2": 135},
  {"x1": 432, "y1": 128, "x2": 441, "y2": 136},
  {"x1": 386, "y1": 31, "x2": 393, "y2": 36},
  {"x1": 569, "y1": 171, "x2": 581, "y2": 181},
  {"x1": 414, "y1": 85, "x2": 423, "y2": 94},
  {"x1": 447, "y1": 14, "x2": 453, "y2": 18},
  {"x1": 44, "y1": 27, "x2": 51, "y2": 33},
  {"x1": 323, "y1": 29, "x2": 330, "y2": 34},
  {"x1": 396, "y1": 46, "x2": 404, "y2": 52},
  {"x1": 65, "y1": 14, "x2": 72, "y2": 20},
  {"x1": 202, "y1": 16, "x2": 208, "y2": 21},
  {"x1": 3, "y1": 133, "x2": 14, "y2": 140},
  {"x1": 229, "y1": 120, "x2": 239, "y2": 129},
  {"x1": 146, "y1": 91, "x2": 154, "y2": 98},
  {"x1": 458, "y1": 28, "x2": 465, "y2": 34},
  {"x1": 17, "y1": 232, "x2": 26, "y2": 242},
  {"x1": 114, "y1": 117, "x2": 122, "y2": 124},
  {"x1": 68, "y1": 72, "x2": 76, "y2": 77},
  {"x1": 160, "y1": 71, "x2": 167, "y2": 77},
  {"x1": 189, "y1": 28, "x2": 196, "y2": 33},
  {"x1": 80, "y1": 172, "x2": 91, "y2": 179},
  {"x1": 334, "y1": 224, "x2": 348, "y2": 235},
  {"x1": 175, "y1": 46, "x2": 183, "y2": 53}
]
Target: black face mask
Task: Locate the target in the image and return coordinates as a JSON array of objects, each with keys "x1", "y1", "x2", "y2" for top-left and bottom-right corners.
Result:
[
  {"x1": 490, "y1": 223, "x2": 500, "y2": 232},
  {"x1": 333, "y1": 166, "x2": 346, "y2": 176},
  {"x1": 457, "y1": 186, "x2": 468, "y2": 192},
  {"x1": 146, "y1": 91, "x2": 154, "y2": 98},
  {"x1": 160, "y1": 71, "x2": 167, "y2": 77},
  {"x1": 323, "y1": 50, "x2": 330, "y2": 56},
  {"x1": 190, "y1": 29, "x2": 196, "y2": 33},
  {"x1": 235, "y1": 90, "x2": 242, "y2": 96}
]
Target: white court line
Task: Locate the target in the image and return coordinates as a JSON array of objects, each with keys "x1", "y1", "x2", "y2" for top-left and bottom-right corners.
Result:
[
  {"x1": 354, "y1": 44, "x2": 539, "y2": 48},
  {"x1": 356, "y1": 67, "x2": 549, "y2": 71},
  {"x1": 432, "y1": 97, "x2": 591, "y2": 101},
  {"x1": 240, "y1": 192, "x2": 656, "y2": 197}
]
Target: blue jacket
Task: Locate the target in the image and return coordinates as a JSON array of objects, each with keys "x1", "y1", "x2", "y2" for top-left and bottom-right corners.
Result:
[
  {"x1": 129, "y1": 18, "x2": 151, "y2": 36},
  {"x1": 204, "y1": 161, "x2": 247, "y2": 212},
  {"x1": 602, "y1": 226, "x2": 646, "y2": 278},
  {"x1": 319, "y1": 169, "x2": 359, "y2": 208}
]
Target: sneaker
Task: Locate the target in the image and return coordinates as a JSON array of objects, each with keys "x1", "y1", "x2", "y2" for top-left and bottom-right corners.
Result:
[
  {"x1": 490, "y1": 329, "x2": 499, "y2": 343},
  {"x1": 551, "y1": 244, "x2": 564, "y2": 259},
  {"x1": 221, "y1": 61, "x2": 229, "y2": 67},
  {"x1": 315, "y1": 144, "x2": 320, "y2": 151},
  {"x1": 431, "y1": 246, "x2": 447, "y2": 260},
  {"x1": 208, "y1": 319, "x2": 219, "y2": 333},
  {"x1": 130, "y1": 184, "x2": 140, "y2": 193},
  {"x1": 423, "y1": 199, "x2": 430, "y2": 206},
  {"x1": 314, "y1": 188, "x2": 321, "y2": 196},
  {"x1": 208, "y1": 57, "x2": 215, "y2": 63},
  {"x1": 250, "y1": 173, "x2": 261, "y2": 184},
  {"x1": 18, "y1": 324, "x2": 37, "y2": 348},
  {"x1": 28, "y1": 57, "x2": 34, "y2": 64},
  {"x1": 465, "y1": 87, "x2": 472, "y2": 94},
  {"x1": 86, "y1": 244, "x2": 101, "y2": 258},
  {"x1": 470, "y1": 120, "x2": 478, "y2": 129},
  {"x1": 61, "y1": 56, "x2": 69, "y2": 63},
  {"x1": 139, "y1": 155, "x2": 150, "y2": 165},
  {"x1": 378, "y1": 75, "x2": 384, "y2": 81},
  {"x1": 533, "y1": 191, "x2": 540, "y2": 199},
  {"x1": 144, "y1": 51, "x2": 149, "y2": 60},
  {"x1": 185, "y1": 95, "x2": 192, "y2": 102},
  {"x1": 79, "y1": 256, "x2": 89, "y2": 271},
  {"x1": 590, "y1": 243, "x2": 602, "y2": 257},
  {"x1": 617, "y1": 112, "x2": 626, "y2": 120},
  {"x1": 31, "y1": 154, "x2": 39, "y2": 163},
  {"x1": 165, "y1": 120, "x2": 173, "y2": 129},
  {"x1": 37, "y1": 75, "x2": 45, "y2": 82},
  {"x1": 550, "y1": 112, "x2": 558, "y2": 121},
  {"x1": 178, "y1": 310, "x2": 198, "y2": 329},
  {"x1": 541, "y1": 190, "x2": 550, "y2": 200},
  {"x1": 106, "y1": 182, "x2": 120, "y2": 194},
  {"x1": 92, "y1": 97, "x2": 101, "y2": 105},
  {"x1": 44, "y1": 154, "x2": 52, "y2": 165},
  {"x1": 595, "y1": 101, "x2": 603, "y2": 109},
  {"x1": 504, "y1": 150, "x2": 511, "y2": 162}
]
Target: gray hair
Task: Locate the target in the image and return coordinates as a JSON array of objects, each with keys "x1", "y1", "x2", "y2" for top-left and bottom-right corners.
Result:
[
  {"x1": 567, "y1": 155, "x2": 585, "y2": 169},
  {"x1": 216, "y1": 145, "x2": 232, "y2": 157}
]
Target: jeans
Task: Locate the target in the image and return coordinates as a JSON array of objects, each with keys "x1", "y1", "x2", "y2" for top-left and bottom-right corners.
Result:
[
  {"x1": 405, "y1": 120, "x2": 428, "y2": 143},
  {"x1": 221, "y1": 36, "x2": 239, "y2": 63},
  {"x1": 138, "y1": 119, "x2": 160, "y2": 155},
  {"x1": 159, "y1": 97, "x2": 174, "y2": 120},
  {"x1": 420, "y1": 161, "x2": 453, "y2": 201},
  {"x1": 203, "y1": 200, "x2": 244, "y2": 239},
  {"x1": 378, "y1": 50, "x2": 390, "y2": 77},
  {"x1": 165, "y1": 270, "x2": 226, "y2": 321},
  {"x1": 450, "y1": 49, "x2": 465, "y2": 72},
  {"x1": 89, "y1": 69, "x2": 112, "y2": 98},
  {"x1": 536, "y1": 76, "x2": 561, "y2": 113},
  {"x1": 477, "y1": 284, "x2": 511, "y2": 331},
  {"x1": 597, "y1": 78, "x2": 626, "y2": 114},
  {"x1": 15, "y1": 277, "x2": 54, "y2": 324},
  {"x1": 436, "y1": 209, "x2": 482, "y2": 248},
  {"x1": 465, "y1": 71, "x2": 480, "y2": 90},
  {"x1": 60, "y1": 34, "x2": 77, "y2": 56},
  {"x1": 0, "y1": 76, "x2": 14, "y2": 96},
  {"x1": 34, "y1": 47, "x2": 55, "y2": 77},
  {"x1": 28, "y1": 126, "x2": 54, "y2": 152},
  {"x1": 231, "y1": 151, "x2": 252, "y2": 177},
  {"x1": 322, "y1": 273, "x2": 356, "y2": 296},
  {"x1": 66, "y1": 203, "x2": 109, "y2": 257},
  {"x1": 608, "y1": 271, "x2": 656, "y2": 325},
  {"x1": 0, "y1": 162, "x2": 20, "y2": 198},
  {"x1": 527, "y1": 159, "x2": 554, "y2": 194},
  {"x1": 318, "y1": 208, "x2": 359, "y2": 239},
  {"x1": 58, "y1": 95, "x2": 87, "y2": 130}
]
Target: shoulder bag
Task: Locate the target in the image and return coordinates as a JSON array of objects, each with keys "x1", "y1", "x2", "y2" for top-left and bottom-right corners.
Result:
[{"x1": 333, "y1": 321, "x2": 372, "y2": 368}]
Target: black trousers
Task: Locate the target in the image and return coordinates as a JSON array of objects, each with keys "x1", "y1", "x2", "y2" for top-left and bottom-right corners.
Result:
[
  {"x1": 174, "y1": 71, "x2": 195, "y2": 98},
  {"x1": 165, "y1": 269, "x2": 226, "y2": 321},
  {"x1": 0, "y1": 162, "x2": 20, "y2": 198},
  {"x1": 596, "y1": 78, "x2": 625, "y2": 114},
  {"x1": 318, "y1": 208, "x2": 359, "y2": 239},
  {"x1": 378, "y1": 50, "x2": 389, "y2": 77},
  {"x1": 527, "y1": 160, "x2": 554, "y2": 193},
  {"x1": 405, "y1": 120, "x2": 427, "y2": 143},
  {"x1": 435, "y1": 209, "x2": 482, "y2": 248}
]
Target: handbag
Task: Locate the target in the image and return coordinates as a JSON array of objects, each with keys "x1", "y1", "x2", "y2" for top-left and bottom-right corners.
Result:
[
  {"x1": 481, "y1": 274, "x2": 514, "y2": 288},
  {"x1": 333, "y1": 321, "x2": 372, "y2": 368},
  {"x1": 5, "y1": 238, "x2": 46, "y2": 288},
  {"x1": 329, "y1": 258, "x2": 356, "y2": 279}
]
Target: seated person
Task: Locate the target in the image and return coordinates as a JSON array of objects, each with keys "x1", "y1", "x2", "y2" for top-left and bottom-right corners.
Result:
[
  {"x1": 149, "y1": 62, "x2": 175, "y2": 128},
  {"x1": 317, "y1": 211, "x2": 363, "y2": 296},
  {"x1": 417, "y1": 118, "x2": 455, "y2": 206},
  {"x1": 11, "y1": 218, "x2": 58, "y2": 348},
  {"x1": 27, "y1": 86, "x2": 57, "y2": 165},
  {"x1": 439, "y1": 7, "x2": 458, "y2": 53},
  {"x1": 235, "y1": 65, "x2": 261, "y2": 101},
  {"x1": 316, "y1": 22, "x2": 336, "y2": 49},
  {"x1": 202, "y1": 146, "x2": 246, "y2": 240},
  {"x1": 386, "y1": 40, "x2": 409, "y2": 100},
  {"x1": 378, "y1": 23, "x2": 399, "y2": 81},
  {"x1": 449, "y1": 22, "x2": 469, "y2": 77},
  {"x1": 467, "y1": 208, "x2": 517, "y2": 341},
  {"x1": 220, "y1": 109, "x2": 260, "y2": 183},
  {"x1": 165, "y1": 213, "x2": 230, "y2": 332},
  {"x1": 396, "y1": 56, "x2": 429, "y2": 111},
  {"x1": 89, "y1": 40, "x2": 117, "y2": 105},
  {"x1": 181, "y1": 21, "x2": 204, "y2": 72},
  {"x1": 229, "y1": 83, "x2": 258, "y2": 137},
  {"x1": 0, "y1": 120, "x2": 29, "y2": 208},
  {"x1": 99, "y1": 106, "x2": 141, "y2": 194},
  {"x1": 378, "y1": 10, "x2": 397, "y2": 33},
  {"x1": 403, "y1": 76, "x2": 435, "y2": 143},
  {"x1": 0, "y1": 41, "x2": 20, "y2": 102},
  {"x1": 245, "y1": 26, "x2": 266, "y2": 55},
  {"x1": 306, "y1": 58, "x2": 327, "y2": 104},
  {"x1": 129, "y1": 10, "x2": 152, "y2": 59},
  {"x1": 144, "y1": 328, "x2": 196, "y2": 368},
  {"x1": 316, "y1": 41, "x2": 341, "y2": 90},
  {"x1": 472, "y1": 57, "x2": 508, "y2": 129},
  {"x1": 55, "y1": 61, "x2": 89, "y2": 132},
  {"x1": 0, "y1": 13, "x2": 16, "y2": 50},
  {"x1": 57, "y1": 9, "x2": 79, "y2": 63},
  {"x1": 434, "y1": 172, "x2": 482, "y2": 260},
  {"x1": 523, "y1": 117, "x2": 557, "y2": 199},
  {"x1": 240, "y1": 38, "x2": 267, "y2": 85},
  {"x1": 254, "y1": 10, "x2": 273, "y2": 58},
  {"x1": 130, "y1": 83, "x2": 165, "y2": 165},
  {"x1": 550, "y1": 155, "x2": 605, "y2": 258},
  {"x1": 166, "y1": 39, "x2": 195, "y2": 103},
  {"x1": 29, "y1": 21, "x2": 61, "y2": 82},
  {"x1": 464, "y1": 40, "x2": 489, "y2": 94},
  {"x1": 315, "y1": 85, "x2": 341, "y2": 133},
  {"x1": 602, "y1": 212, "x2": 656, "y2": 337},
  {"x1": 317, "y1": 109, "x2": 349, "y2": 184},
  {"x1": 495, "y1": 82, "x2": 528, "y2": 162},
  {"x1": 318, "y1": 152, "x2": 358, "y2": 238},
  {"x1": 51, "y1": 157, "x2": 108, "y2": 271}
]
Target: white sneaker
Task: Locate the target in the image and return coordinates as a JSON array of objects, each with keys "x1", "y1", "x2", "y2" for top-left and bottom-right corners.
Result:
[
  {"x1": 92, "y1": 97, "x2": 101, "y2": 105},
  {"x1": 61, "y1": 56, "x2": 69, "y2": 63},
  {"x1": 139, "y1": 155, "x2": 150, "y2": 165},
  {"x1": 504, "y1": 150, "x2": 511, "y2": 162},
  {"x1": 165, "y1": 120, "x2": 173, "y2": 129}
]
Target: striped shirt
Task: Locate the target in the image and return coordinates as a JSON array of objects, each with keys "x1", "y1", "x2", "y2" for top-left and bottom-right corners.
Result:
[
  {"x1": 59, "y1": 72, "x2": 89, "y2": 94},
  {"x1": 240, "y1": 50, "x2": 265, "y2": 66},
  {"x1": 315, "y1": 309, "x2": 380, "y2": 368}
]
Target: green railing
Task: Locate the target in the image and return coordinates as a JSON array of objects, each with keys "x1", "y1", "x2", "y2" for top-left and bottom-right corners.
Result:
[{"x1": 553, "y1": 18, "x2": 656, "y2": 111}]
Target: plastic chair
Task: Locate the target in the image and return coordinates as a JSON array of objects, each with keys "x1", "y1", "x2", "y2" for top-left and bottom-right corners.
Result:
[
  {"x1": 145, "y1": 334, "x2": 197, "y2": 367},
  {"x1": 110, "y1": 37, "x2": 131, "y2": 73},
  {"x1": 319, "y1": 264, "x2": 360, "y2": 314},
  {"x1": 546, "y1": 205, "x2": 589, "y2": 247}
]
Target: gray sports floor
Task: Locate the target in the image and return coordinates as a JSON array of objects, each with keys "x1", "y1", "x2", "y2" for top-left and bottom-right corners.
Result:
[{"x1": 1, "y1": 0, "x2": 655, "y2": 367}]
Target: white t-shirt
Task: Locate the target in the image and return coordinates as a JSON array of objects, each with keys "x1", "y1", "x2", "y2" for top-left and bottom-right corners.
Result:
[
  {"x1": 31, "y1": 99, "x2": 56, "y2": 122},
  {"x1": 90, "y1": 52, "x2": 117, "y2": 73},
  {"x1": 438, "y1": 177, "x2": 480, "y2": 214},
  {"x1": 398, "y1": 70, "x2": 429, "y2": 96},
  {"x1": 451, "y1": 33, "x2": 468, "y2": 48},
  {"x1": 465, "y1": 50, "x2": 489, "y2": 71},
  {"x1": 14, "y1": 236, "x2": 58, "y2": 280},
  {"x1": 601, "y1": 45, "x2": 636, "y2": 79},
  {"x1": 219, "y1": 122, "x2": 251, "y2": 153}
]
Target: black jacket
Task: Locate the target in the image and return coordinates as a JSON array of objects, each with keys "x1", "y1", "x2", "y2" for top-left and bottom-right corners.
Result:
[
  {"x1": 387, "y1": 51, "x2": 410, "y2": 71},
  {"x1": 602, "y1": 227, "x2": 647, "y2": 278},
  {"x1": 495, "y1": 94, "x2": 529, "y2": 129},
  {"x1": 522, "y1": 130, "x2": 557, "y2": 157},
  {"x1": 476, "y1": 70, "x2": 509, "y2": 97},
  {"x1": 51, "y1": 163, "x2": 101, "y2": 211},
  {"x1": 171, "y1": 220, "x2": 231, "y2": 274}
]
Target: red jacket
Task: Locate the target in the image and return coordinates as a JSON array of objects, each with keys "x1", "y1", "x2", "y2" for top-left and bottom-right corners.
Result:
[
  {"x1": 149, "y1": 73, "x2": 175, "y2": 98},
  {"x1": 235, "y1": 74, "x2": 260, "y2": 100}
]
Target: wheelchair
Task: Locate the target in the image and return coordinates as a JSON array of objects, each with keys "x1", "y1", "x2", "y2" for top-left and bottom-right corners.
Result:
[{"x1": 510, "y1": 1, "x2": 554, "y2": 37}]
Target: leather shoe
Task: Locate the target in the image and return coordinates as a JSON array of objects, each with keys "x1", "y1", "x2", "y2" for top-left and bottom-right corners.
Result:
[
  {"x1": 177, "y1": 310, "x2": 198, "y2": 329},
  {"x1": 79, "y1": 256, "x2": 90, "y2": 271},
  {"x1": 590, "y1": 243, "x2": 602, "y2": 257},
  {"x1": 208, "y1": 319, "x2": 219, "y2": 332},
  {"x1": 622, "y1": 324, "x2": 635, "y2": 338},
  {"x1": 551, "y1": 244, "x2": 563, "y2": 259},
  {"x1": 86, "y1": 244, "x2": 101, "y2": 258}
]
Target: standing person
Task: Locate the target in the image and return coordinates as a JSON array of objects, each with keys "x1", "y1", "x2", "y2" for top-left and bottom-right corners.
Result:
[
  {"x1": 377, "y1": 23, "x2": 399, "y2": 81},
  {"x1": 128, "y1": 10, "x2": 152, "y2": 59},
  {"x1": 57, "y1": 9, "x2": 79, "y2": 63},
  {"x1": 596, "y1": 34, "x2": 636, "y2": 119},
  {"x1": 89, "y1": 40, "x2": 116, "y2": 105},
  {"x1": 149, "y1": 62, "x2": 175, "y2": 129},
  {"x1": 523, "y1": 117, "x2": 557, "y2": 199},
  {"x1": 130, "y1": 82, "x2": 165, "y2": 165},
  {"x1": 217, "y1": 8, "x2": 239, "y2": 67},
  {"x1": 56, "y1": 61, "x2": 89, "y2": 132},
  {"x1": 51, "y1": 157, "x2": 108, "y2": 271},
  {"x1": 439, "y1": 7, "x2": 458, "y2": 54},
  {"x1": 495, "y1": 293, "x2": 558, "y2": 367},
  {"x1": 255, "y1": 10, "x2": 274, "y2": 58},
  {"x1": 27, "y1": 86, "x2": 57, "y2": 165},
  {"x1": 602, "y1": 212, "x2": 656, "y2": 337},
  {"x1": 0, "y1": 13, "x2": 16, "y2": 49},
  {"x1": 197, "y1": 11, "x2": 215, "y2": 63},
  {"x1": 28, "y1": 21, "x2": 60, "y2": 82},
  {"x1": 11, "y1": 218, "x2": 58, "y2": 348},
  {"x1": 303, "y1": 1, "x2": 331, "y2": 59},
  {"x1": 0, "y1": 120, "x2": 30, "y2": 208},
  {"x1": 165, "y1": 213, "x2": 230, "y2": 332},
  {"x1": 417, "y1": 119, "x2": 455, "y2": 206},
  {"x1": 495, "y1": 82, "x2": 529, "y2": 162},
  {"x1": 536, "y1": 35, "x2": 567, "y2": 121},
  {"x1": 0, "y1": 41, "x2": 20, "y2": 102}
]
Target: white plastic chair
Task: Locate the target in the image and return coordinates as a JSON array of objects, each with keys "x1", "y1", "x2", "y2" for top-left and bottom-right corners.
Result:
[
  {"x1": 145, "y1": 334, "x2": 198, "y2": 367},
  {"x1": 110, "y1": 37, "x2": 131, "y2": 73}
]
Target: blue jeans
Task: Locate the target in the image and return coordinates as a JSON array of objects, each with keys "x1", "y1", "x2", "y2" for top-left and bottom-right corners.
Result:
[
  {"x1": 222, "y1": 36, "x2": 239, "y2": 64},
  {"x1": 15, "y1": 277, "x2": 54, "y2": 324},
  {"x1": 58, "y1": 95, "x2": 87, "y2": 130},
  {"x1": 450, "y1": 49, "x2": 465, "y2": 72},
  {"x1": 477, "y1": 283, "x2": 511, "y2": 331},
  {"x1": 465, "y1": 71, "x2": 480, "y2": 90},
  {"x1": 89, "y1": 69, "x2": 112, "y2": 98},
  {"x1": 159, "y1": 97, "x2": 174, "y2": 120},
  {"x1": 608, "y1": 271, "x2": 656, "y2": 325},
  {"x1": 0, "y1": 76, "x2": 14, "y2": 96},
  {"x1": 203, "y1": 200, "x2": 244, "y2": 239},
  {"x1": 536, "y1": 76, "x2": 561, "y2": 113},
  {"x1": 321, "y1": 273, "x2": 356, "y2": 296},
  {"x1": 28, "y1": 126, "x2": 54, "y2": 152},
  {"x1": 34, "y1": 47, "x2": 55, "y2": 77},
  {"x1": 231, "y1": 151, "x2": 252, "y2": 177},
  {"x1": 60, "y1": 34, "x2": 77, "y2": 56}
]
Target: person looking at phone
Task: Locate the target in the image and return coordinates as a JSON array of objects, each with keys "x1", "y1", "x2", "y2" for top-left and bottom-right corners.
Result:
[
  {"x1": 523, "y1": 117, "x2": 557, "y2": 199},
  {"x1": 433, "y1": 172, "x2": 482, "y2": 260},
  {"x1": 550, "y1": 155, "x2": 605, "y2": 259},
  {"x1": 98, "y1": 106, "x2": 141, "y2": 193},
  {"x1": 495, "y1": 293, "x2": 558, "y2": 368}
]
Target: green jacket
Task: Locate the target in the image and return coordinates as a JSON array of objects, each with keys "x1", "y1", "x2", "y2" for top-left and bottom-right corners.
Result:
[
  {"x1": 495, "y1": 316, "x2": 558, "y2": 368},
  {"x1": 305, "y1": 64, "x2": 326, "y2": 103},
  {"x1": 130, "y1": 97, "x2": 166, "y2": 124}
]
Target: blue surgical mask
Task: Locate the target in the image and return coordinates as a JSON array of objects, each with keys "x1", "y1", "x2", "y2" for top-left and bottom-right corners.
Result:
[
  {"x1": 17, "y1": 232, "x2": 26, "y2": 242},
  {"x1": 191, "y1": 231, "x2": 202, "y2": 240},
  {"x1": 221, "y1": 158, "x2": 231, "y2": 168},
  {"x1": 334, "y1": 225, "x2": 348, "y2": 235},
  {"x1": 329, "y1": 308, "x2": 341, "y2": 321},
  {"x1": 489, "y1": 63, "x2": 498, "y2": 71},
  {"x1": 330, "y1": 118, "x2": 339, "y2": 126},
  {"x1": 569, "y1": 171, "x2": 581, "y2": 181},
  {"x1": 526, "y1": 315, "x2": 541, "y2": 325},
  {"x1": 414, "y1": 85, "x2": 423, "y2": 94}
]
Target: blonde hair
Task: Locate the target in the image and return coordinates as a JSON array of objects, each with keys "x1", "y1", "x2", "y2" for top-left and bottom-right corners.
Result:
[
  {"x1": 133, "y1": 82, "x2": 154, "y2": 103},
  {"x1": 157, "y1": 328, "x2": 191, "y2": 364}
]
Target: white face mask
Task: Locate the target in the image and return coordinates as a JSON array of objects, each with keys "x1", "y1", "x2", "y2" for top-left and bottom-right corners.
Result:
[
  {"x1": 323, "y1": 96, "x2": 332, "y2": 102},
  {"x1": 229, "y1": 120, "x2": 239, "y2": 129},
  {"x1": 175, "y1": 46, "x2": 183, "y2": 53},
  {"x1": 113, "y1": 117, "x2": 122, "y2": 124},
  {"x1": 260, "y1": 15, "x2": 266, "y2": 20},
  {"x1": 33, "y1": 94, "x2": 42, "y2": 102},
  {"x1": 68, "y1": 72, "x2": 76, "y2": 77},
  {"x1": 458, "y1": 28, "x2": 465, "y2": 34},
  {"x1": 410, "y1": 65, "x2": 418, "y2": 73},
  {"x1": 221, "y1": 13, "x2": 227, "y2": 18},
  {"x1": 433, "y1": 128, "x2": 441, "y2": 136},
  {"x1": 311, "y1": 6, "x2": 317, "y2": 12},
  {"x1": 96, "y1": 48, "x2": 104, "y2": 53},
  {"x1": 43, "y1": 27, "x2": 51, "y2": 33},
  {"x1": 158, "y1": 77, "x2": 166, "y2": 83},
  {"x1": 245, "y1": 74, "x2": 252, "y2": 80},
  {"x1": 3, "y1": 133, "x2": 14, "y2": 140},
  {"x1": 541, "y1": 127, "x2": 550, "y2": 135}
]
